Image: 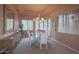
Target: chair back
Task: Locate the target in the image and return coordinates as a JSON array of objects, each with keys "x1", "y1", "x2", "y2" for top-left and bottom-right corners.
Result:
[
  {"x1": 40, "y1": 32, "x2": 48, "y2": 44},
  {"x1": 27, "y1": 31, "x2": 30, "y2": 37}
]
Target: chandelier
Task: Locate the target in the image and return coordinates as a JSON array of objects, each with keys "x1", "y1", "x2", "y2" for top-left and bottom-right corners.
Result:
[{"x1": 33, "y1": 14, "x2": 44, "y2": 21}]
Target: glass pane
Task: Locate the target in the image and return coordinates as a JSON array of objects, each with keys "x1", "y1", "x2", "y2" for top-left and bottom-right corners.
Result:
[
  {"x1": 6, "y1": 18, "x2": 13, "y2": 32},
  {"x1": 22, "y1": 20, "x2": 27, "y2": 30},
  {"x1": 69, "y1": 14, "x2": 74, "y2": 32},
  {"x1": 35, "y1": 20, "x2": 40, "y2": 30},
  {"x1": 40, "y1": 20, "x2": 43, "y2": 30},
  {"x1": 44, "y1": 20, "x2": 48, "y2": 32},
  {"x1": 48, "y1": 19, "x2": 52, "y2": 32},
  {"x1": 22, "y1": 20, "x2": 33, "y2": 30},
  {"x1": 27, "y1": 20, "x2": 33, "y2": 30},
  {"x1": 58, "y1": 15, "x2": 64, "y2": 32},
  {"x1": 57, "y1": 13, "x2": 79, "y2": 35}
]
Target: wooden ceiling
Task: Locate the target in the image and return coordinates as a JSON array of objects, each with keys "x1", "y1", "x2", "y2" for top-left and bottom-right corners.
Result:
[{"x1": 6, "y1": 4, "x2": 79, "y2": 20}]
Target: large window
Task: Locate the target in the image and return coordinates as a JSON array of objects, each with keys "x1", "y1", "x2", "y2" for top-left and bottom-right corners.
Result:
[
  {"x1": 21, "y1": 19, "x2": 52, "y2": 32},
  {"x1": 39, "y1": 20, "x2": 44, "y2": 30},
  {"x1": 35, "y1": 19, "x2": 52, "y2": 32},
  {"x1": 58, "y1": 15, "x2": 64, "y2": 32},
  {"x1": 44, "y1": 20, "x2": 48, "y2": 32},
  {"x1": 35, "y1": 20, "x2": 40, "y2": 30},
  {"x1": 57, "y1": 13, "x2": 79, "y2": 35},
  {"x1": 22, "y1": 20, "x2": 27, "y2": 30},
  {"x1": 48, "y1": 19, "x2": 52, "y2": 32},
  {"x1": 22, "y1": 20, "x2": 33, "y2": 30},
  {"x1": 6, "y1": 18, "x2": 13, "y2": 32},
  {"x1": 27, "y1": 20, "x2": 33, "y2": 30}
]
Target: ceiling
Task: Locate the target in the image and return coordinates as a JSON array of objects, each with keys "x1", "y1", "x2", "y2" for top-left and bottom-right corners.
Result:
[{"x1": 6, "y1": 4, "x2": 79, "y2": 20}]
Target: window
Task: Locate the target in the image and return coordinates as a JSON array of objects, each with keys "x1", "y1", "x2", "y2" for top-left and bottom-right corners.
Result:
[
  {"x1": 21, "y1": 19, "x2": 52, "y2": 32},
  {"x1": 57, "y1": 13, "x2": 79, "y2": 35},
  {"x1": 35, "y1": 19, "x2": 52, "y2": 32},
  {"x1": 22, "y1": 20, "x2": 33, "y2": 30},
  {"x1": 69, "y1": 14, "x2": 74, "y2": 32},
  {"x1": 39, "y1": 20, "x2": 43, "y2": 30},
  {"x1": 35, "y1": 20, "x2": 40, "y2": 30},
  {"x1": 22, "y1": 20, "x2": 27, "y2": 30},
  {"x1": 6, "y1": 18, "x2": 13, "y2": 32},
  {"x1": 58, "y1": 15, "x2": 64, "y2": 32},
  {"x1": 44, "y1": 20, "x2": 48, "y2": 32},
  {"x1": 48, "y1": 19, "x2": 52, "y2": 31},
  {"x1": 27, "y1": 20, "x2": 33, "y2": 30}
]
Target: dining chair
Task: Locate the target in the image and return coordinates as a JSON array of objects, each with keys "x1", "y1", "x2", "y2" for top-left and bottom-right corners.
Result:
[
  {"x1": 40, "y1": 32, "x2": 48, "y2": 50},
  {"x1": 27, "y1": 31, "x2": 32, "y2": 47}
]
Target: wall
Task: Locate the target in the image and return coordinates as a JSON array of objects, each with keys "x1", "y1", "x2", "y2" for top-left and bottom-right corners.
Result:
[
  {"x1": 52, "y1": 7, "x2": 79, "y2": 51},
  {"x1": 52, "y1": 31, "x2": 79, "y2": 51},
  {"x1": 0, "y1": 4, "x2": 20, "y2": 36},
  {"x1": 50, "y1": 5, "x2": 79, "y2": 20},
  {"x1": 14, "y1": 13, "x2": 19, "y2": 30},
  {"x1": 0, "y1": 5, "x2": 3, "y2": 36},
  {"x1": 5, "y1": 5, "x2": 20, "y2": 33}
]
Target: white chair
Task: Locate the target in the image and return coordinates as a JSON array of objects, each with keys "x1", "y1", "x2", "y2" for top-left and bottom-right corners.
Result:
[
  {"x1": 47, "y1": 31, "x2": 51, "y2": 40},
  {"x1": 34, "y1": 31, "x2": 41, "y2": 41},
  {"x1": 27, "y1": 31, "x2": 32, "y2": 47},
  {"x1": 40, "y1": 32, "x2": 48, "y2": 50},
  {"x1": 28, "y1": 31, "x2": 36, "y2": 47}
]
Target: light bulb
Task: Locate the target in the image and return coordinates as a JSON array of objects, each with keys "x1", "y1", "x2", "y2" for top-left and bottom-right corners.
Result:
[
  {"x1": 33, "y1": 19, "x2": 35, "y2": 20},
  {"x1": 41, "y1": 18, "x2": 44, "y2": 21},
  {"x1": 36, "y1": 17, "x2": 39, "y2": 20}
]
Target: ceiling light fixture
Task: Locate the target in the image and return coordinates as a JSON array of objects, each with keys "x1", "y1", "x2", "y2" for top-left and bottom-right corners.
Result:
[{"x1": 33, "y1": 14, "x2": 44, "y2": 21}]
